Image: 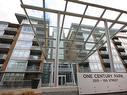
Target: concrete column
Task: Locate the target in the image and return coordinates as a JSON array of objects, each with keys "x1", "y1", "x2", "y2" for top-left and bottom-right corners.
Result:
[{"x1": 54, "y1": 12, "x2": 60, "y2": 86}]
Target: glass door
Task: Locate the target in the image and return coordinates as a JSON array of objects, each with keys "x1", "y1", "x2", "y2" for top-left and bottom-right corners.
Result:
[{"x1": 58, "y1": 75, "x2": 66, "y2": 86}]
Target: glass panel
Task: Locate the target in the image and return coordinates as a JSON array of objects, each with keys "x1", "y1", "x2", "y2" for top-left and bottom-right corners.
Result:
[
  {"x1": 22, "y1": 0, "x2": 43, "y2": 7},
  {"x1": 11, "y1": 49, "x2": 30, "y2": 58},
  {"x1": 85, "y1": 6, "x2": 104, "y2": 17},
  {"x1": 118, "y1": 13, "x2": 127, "y2": 22},
  {"x1": 64, "y1": 15, "x2": 81, "y2": 28},
  {"x1": 15, "y1": 40, "x2": 32, "y2": 49},
  {"x1": 0, "y1": 30, "x2": 4, "y2": 36},
  {"x1": 46, "y1": 0, "x2": 66, "y2": 11},
  {"x1": 6, "y1": 60, "x2": 28, "y2": 72},
  {"x1": 67, "y1": 2, "x2": 86, "y2": 14},
  {"x1": 18, "y1": 33, "x2": 34, "y2": 41},
  {"x1": 103, "y1": 10, "x2": 120, "y2": 20}
]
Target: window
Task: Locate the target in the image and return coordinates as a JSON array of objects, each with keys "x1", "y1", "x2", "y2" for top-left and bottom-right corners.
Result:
[
  {"x1": 0, "y1": 30, "x2": 4, "y2": 36},
  {"x1": 7, "y1": 60, "x2": 28, "y2": 72},
  {"x1": 22, "y1": 26, "x2": 33, "y2": 32},
  {"x1": 19, "y1": 33, "x2": 34, "y2": 41},
  {"x1": 15, "y1": 41, "x2": 32, "y2": 49},
  {"x1": 0, "y1": 23, "x2": 8, "y2": 30},
  {"x1": 11, "y1": 49, "x2": 30, "y2": 58}
]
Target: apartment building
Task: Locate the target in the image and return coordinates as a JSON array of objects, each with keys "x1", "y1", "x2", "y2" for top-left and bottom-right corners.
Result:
[
  {"x1": 1, "y1": 17, "x2": 127, "y2": 88},
  {"x1": 67, "y1": 23, "x2": 127, "y2": 73},
  {"x1": 0, "y1": 13, "x2": 49, "y2": 88},
  {"x1": 0, "y1": 21, "x2": 20, "y2": 81}
]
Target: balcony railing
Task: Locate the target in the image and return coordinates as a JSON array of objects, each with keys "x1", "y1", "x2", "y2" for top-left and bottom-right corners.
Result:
[
  {"x1": 113, "y1": 40, "x2": 121, "y2": 45},
  {"x1": 120, "y1": 52, "x2": 127, "y2": 56},
  {"x1": 29, "y1": 55, "x2": 41, "y2": 60},
  {"x1": 0, "y1": 35, "x2": 14, "y2": 39},
  {"x1": 26, "y1": 66, "x2": 40, "y2": 71},
  {"x1": 31, "y1": 46, "x2": 40, "y2": 50},
  {"x1": 5, "y1": 27, "x2": 17, "y2": 32},
  {"x1": 99, "y1": 46, "x2": 106, "y2": 51},
  {"x1": 124, "y1": 60, "x2": 127, "y2": 64},
  {"x1": 100, "y1": 51, "x2": 108, "y2": 55},
  {"x1": 59, "y1": 68, "x2": 72, "y2": 72},
  {"x1": 103, "y1": 59, "x2": 110, "y2": 64},
  {"x1": 0, "y1": 54, "x2": 7, "y2": 59},
  {"x1": 0, "y1": 43, "x2": 10, "y2": 48},
  {"x1": 0, "y1": 80, "x2": 31, "y2": 88},
  {"x1": 117, "y1": 46, "x2": 125, "y2": 52}
]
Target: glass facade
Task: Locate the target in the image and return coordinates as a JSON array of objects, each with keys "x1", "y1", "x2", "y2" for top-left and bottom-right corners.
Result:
[
  {"x1": 89, "y1": 52, "x2": 103, "y2": 72},
  {"x1": 3, "y1": 25, "x2": 34, "y2": 80},
  {"x1": 110, "y1": 42, "x2": 126, "y2": 72}
]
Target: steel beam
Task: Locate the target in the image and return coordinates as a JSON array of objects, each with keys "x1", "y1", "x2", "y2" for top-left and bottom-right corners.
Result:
[
  {"x1": 59, "y1": 1, "x2": 68, "y2": 40},
  {"x1": 21, "y1": 4, "x2": 127, "y2": 25},
  {"x1": 65, "y1": 0, "x2": 127, "y2": 14},
  {"x1": 54, "y1": 12, "x2": 60, "y2": 86},
  {"x1": 104, "y1": 20, "x2": 115, "y2": 72},
  {"x1": 109, "y1": 12, "x2": 123, "y2": 29}
]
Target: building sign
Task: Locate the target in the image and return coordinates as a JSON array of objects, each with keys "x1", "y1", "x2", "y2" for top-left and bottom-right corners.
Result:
[{"x1": 77, "y1": 73, "x2": 127, "y2": 94}]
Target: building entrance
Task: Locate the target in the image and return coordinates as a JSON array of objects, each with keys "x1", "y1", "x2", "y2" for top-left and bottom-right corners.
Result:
[{"x1": 58, "y1": 75, "x2": 66, "y2": 85}]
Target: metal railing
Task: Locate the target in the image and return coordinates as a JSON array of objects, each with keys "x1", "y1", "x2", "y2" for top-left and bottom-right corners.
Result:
[{"x1": 0, "y1": 80, "x2": 31, "y2": 89}]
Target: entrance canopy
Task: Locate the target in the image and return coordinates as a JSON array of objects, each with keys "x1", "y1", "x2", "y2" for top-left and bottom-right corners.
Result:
[{"x1": 20, "y1": 0, "x2": 127, "y2": 64}]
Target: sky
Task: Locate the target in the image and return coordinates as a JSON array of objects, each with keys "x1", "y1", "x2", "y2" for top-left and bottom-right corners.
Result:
[{"x1": 0, "y1": 0, "x2": 127, "y2": 24}]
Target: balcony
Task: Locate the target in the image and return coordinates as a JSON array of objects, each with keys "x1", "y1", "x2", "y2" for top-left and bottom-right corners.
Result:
[
  {"x1": 100, "y1": 51, "x2": 109, "y2": 59},
  {"x1": 103, "y1": 59, "x2": 110, "y2": 68},
  {"x1": 120, "y1": 52, "x2": 127, "y2": 57},
  {"x1": 116, "y1": 46, "x2": 125, "y2": 52},
  {"x1": 0, "y1": 43, "x2": 10, "y2": 48},
  {"x1": 28, "y1": 55, "x2": 41, "y2": 64},
  {"x1": 0, "y1": 54, "x2": 6, "y2": 59},
  {"x1": 4, "y1": 27, "x2": 17, "y2": 35},
  {"x1": 29, "y1": 55, "x2": 41, "y2": 60},
  {"x1": 100, "y1": 51, "x2": 108, "y2": 55},
  {"x1": 28, "y1": 59, "x2": 41, "y2": 64},
  {"x1": 30, "y1": 46, "x2": 42, "y2": 55},
  {"x1": 0, "y1": 35, "x2": 14, "y2": 39},
  {"x1": 32, "y1": 39, "x2": 44, "y2": 46},
  {"x1": 124, "y1": 59, "x2": 127, "y2": 64},
  {"x1": 112, "y1": 36, "x2": 118, "y2": 40},
  {"x1": 123, "y1": 61, "x2": 127, "y2": 68},
  {"x1": 121, "y1": 55, "x2": 127, "y2": 60},
  {"x1": 59, "y1": 68, "x2": 72, "y2": 72},
  {"x1": 0, "y1": 44, "x2": 10, "y2": 53},
  {"x1": 74, "y1": 42, "x2": 84, "y2": 46},
  {"x1": 113, "y1": 40, "x2": 122, "y2": 45},
  {"x1": 103, "y1": 59, "x2": 110, "y2": 63},
  {"x1": 36, "y1": 31, "x2": 45, "y2": 35},
  {"x1": 0, "y1": 54, "x2": 7, "y2": 64},
  {"x1": 33, "y1": 38, "x2": 45, "y2": 43},
  {"x1": 26, "y1": 65, "x2": 40, "y2": 71},
  {"x1": 76, "y1": 35, "x2": 84, "y2": 39},
  {"x1": 0, "y1": 35, "x2": 14, "y2": 44},
  {"x1": 5, "y1": 27, "x2": 17, "y2": 32},
  {"x1": 99, "y1": 46, "x2": 106, "y2": 51},
  {"x1": 1, "y1": 80, "x2": 31, "y2": 88},
  {"x1": 79, "y1": 60, "x2": 89, "y2": 67},
  {"x1": 78, "y1": 55, "x2": 86, "y2": 58}
]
